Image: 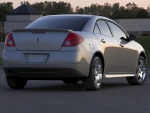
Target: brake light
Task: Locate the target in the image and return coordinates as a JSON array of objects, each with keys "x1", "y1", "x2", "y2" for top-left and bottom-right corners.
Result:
[
  {"x1": 5, "y1": 33, "x2": 15, "y2": 47},
  {"x1": 62, "y1": 32, "x2": 84, "y2": 47}
]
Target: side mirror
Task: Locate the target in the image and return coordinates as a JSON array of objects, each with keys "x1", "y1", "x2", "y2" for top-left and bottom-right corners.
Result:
[
  {"x1": 120, "y1": 37, "x2": 127, "y2": 41},
  {"x1": 128, "y1": 34, "x2": 136, "y2": 41}
]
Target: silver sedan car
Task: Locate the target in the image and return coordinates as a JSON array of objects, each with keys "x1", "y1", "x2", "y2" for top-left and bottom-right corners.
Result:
[{"x1": 3, "y1": 15, "x2": 147, "y2": 90}]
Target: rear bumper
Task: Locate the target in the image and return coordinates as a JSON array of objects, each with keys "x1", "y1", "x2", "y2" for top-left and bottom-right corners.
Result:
[
  {"x1": 2, "y1": 46, "x2": 93, "y2": 79},
  {"x1": 3, "y1": 67, "x2": 86, "y2": 80}
]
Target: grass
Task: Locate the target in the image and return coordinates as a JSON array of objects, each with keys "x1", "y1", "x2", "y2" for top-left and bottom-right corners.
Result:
[
  {"x1": 136, "y1": 36, "x2": 150, "y2": 65},
  {"x1": 0, "y1": 57, "x2": 2, "y2": 65}
]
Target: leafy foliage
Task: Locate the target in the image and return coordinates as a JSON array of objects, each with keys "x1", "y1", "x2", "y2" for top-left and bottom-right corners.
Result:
[
  {"x1": 0, "y1": 24, "x2": 3, "y2": 39},
  {"x1": 31, "y1": 1, "x2": 73, "y2": 15},
  {"x1": 136, "y1": 36, "x2": 150, "y2": 65},
  {"x1": 0, "y1": 2, "x2": 13, "y2": 21},
  {"x1": 0, "y1": 1, "x2": 150, "y2": 22},
  {"x1": 0, "y1": 57, "x2": 2, "y2": 64},
  {"x1": 75, "y1": 2, "x2": 150, "y2": 19}
]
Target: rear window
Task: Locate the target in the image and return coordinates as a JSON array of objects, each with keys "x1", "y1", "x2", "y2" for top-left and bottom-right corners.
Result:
[{"x1": 26, "y1": 16, "x2": 91, "y2": 31}]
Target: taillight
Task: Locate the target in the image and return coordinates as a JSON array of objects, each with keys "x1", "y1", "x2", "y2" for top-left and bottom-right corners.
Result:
[
  {"x1": 5, "y1": 33, "x2": 15, "y2": 47},
  {"x1": 62, "y1": 32, "x2": 84, "y2": 47}
]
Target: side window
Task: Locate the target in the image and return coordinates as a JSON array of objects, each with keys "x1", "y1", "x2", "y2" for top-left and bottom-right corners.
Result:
[
  {"x1": 97, "y1": 20, "x2": 112, "y2": 37},
  {"x1": 94, "y1": 24, "x2": 100, "y2": 34},
  {"x1": 108, "y1": 22, "x2": 127, "y2": 39}
]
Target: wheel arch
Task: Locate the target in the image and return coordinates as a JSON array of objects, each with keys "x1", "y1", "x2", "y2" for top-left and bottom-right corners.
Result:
[
  {"x1": 140, "y1": 52, "x2": 147, "y2": 64},
  {"x1": 92, "y1": 51, "x2": 105, "y2": 72}
]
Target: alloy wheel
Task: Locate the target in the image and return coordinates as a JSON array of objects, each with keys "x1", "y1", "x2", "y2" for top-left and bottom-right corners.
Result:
[
  {"x1": 93, "y1": 59, "x2": 103, "y2": 87},
  {"x1": 136, "y1": 59, "x2": 147, "y2": 82}
]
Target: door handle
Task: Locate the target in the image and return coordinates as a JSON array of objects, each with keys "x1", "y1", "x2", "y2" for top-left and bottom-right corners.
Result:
[
  {"x1": 120, "y1": 44, "x2": 124, "y2": 47},
  {"x1": 101, "y1": 39, "x2": 106, "y2": 43}
]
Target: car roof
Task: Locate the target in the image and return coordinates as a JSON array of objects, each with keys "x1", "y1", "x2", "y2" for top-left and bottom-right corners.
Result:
[
  {"x1": 43, "y1": 14, "x2": 111, "y2": 20},
  {"x1": 43, "y1": 14, "x2": 94, "y2": 18}
]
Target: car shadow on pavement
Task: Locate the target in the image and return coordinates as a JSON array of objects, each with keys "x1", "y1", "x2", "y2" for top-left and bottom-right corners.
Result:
[
  {"x1": 24, "y1": 83, "x2": 85, "y2": 92},
  {"x1": 21, "y1": 81, "x2": 131, "y2": 92},
  {"x1": 1, "y1": 78, "x2": 148, "y2": 92}
]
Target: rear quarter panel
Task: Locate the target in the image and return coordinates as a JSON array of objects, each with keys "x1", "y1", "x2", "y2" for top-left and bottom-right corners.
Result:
[
  {"x1": 133, "y1": 41, "x2": 146, "y2": 62},
  {"x1": 74, "y1": 31, "x2": 103, "y2": 68}
]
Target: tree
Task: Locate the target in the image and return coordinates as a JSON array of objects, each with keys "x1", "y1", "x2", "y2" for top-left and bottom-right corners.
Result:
[
  {"x1": 0, "y1": 23, "x2": 4, "y2": 41},
  {"x1": 138, "y1": 8, "x2": 149, "y2": 18},
  {"x1": 51, "y1": 1, "x2": 73, "y2": 14},
  {"x1": 111, "y1": 3, "x2": 120, "y2": 18},
  {"x1": 20, "y1": 1, "x2": 30, "y2": 5},
  {"x1": 119, "y1": 6, "x2": 129, "y2": 19},
  {"x1": 102, "y1": 3, "x2": 112, "y2": 17},
  {"x1": 0, "y1": 1, "x2": 150, "y2": 22},
  {"x1": 31, "y1": 1, "x2": 73, "y2": 15},
  {"x1": 0, "y1": 2, "x2": 13, "y2": 21},
  {"x1": 74, "y1": 2, "x2": 150, "y2": 19},
  {"x1": 32, "y1": 2, "x2": 46, "y2": 15},
  {"x1": 75, "y1": 6, "x2": 84, "y2": 14},
  {"x1": 125, "y1": 3, "x2": 139, "y2": 18},
  {"x1": 84, "y1": 4, "x2": 102, "y2": 15}
]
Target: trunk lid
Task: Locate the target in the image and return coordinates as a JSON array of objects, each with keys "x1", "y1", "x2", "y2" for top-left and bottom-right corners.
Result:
[{"x1": 12, "y1": 29, "x2": 71, "y2": 51}]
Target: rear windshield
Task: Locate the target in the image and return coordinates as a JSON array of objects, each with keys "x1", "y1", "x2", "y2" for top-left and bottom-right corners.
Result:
[{"x1": 26, "y1": 16, "x2": 91, "y2": 31}]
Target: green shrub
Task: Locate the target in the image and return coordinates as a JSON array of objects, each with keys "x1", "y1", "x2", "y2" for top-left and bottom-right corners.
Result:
[{"x1": 136, "y1": 36, "x2": 150, "y2": 65}]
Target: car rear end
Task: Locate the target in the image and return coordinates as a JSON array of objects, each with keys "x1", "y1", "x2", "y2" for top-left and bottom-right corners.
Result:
[{"x1": 2, "y1": 15, "x2": 93, "y2": 79}]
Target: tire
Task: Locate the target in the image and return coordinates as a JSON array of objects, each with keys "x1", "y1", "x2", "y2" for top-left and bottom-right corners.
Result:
[
  {"x1": 126, "y1": 56, "x2": 147, "y2": 85},
  {"x1": 83, "y1": 56, "x2": 103, "y2": 90},
  {"x1": 63, "y1": 78, "x2": 79, "y2": 84},
  {"x1": 6, "y1": 76, "x2": 27, "y2": 89}
]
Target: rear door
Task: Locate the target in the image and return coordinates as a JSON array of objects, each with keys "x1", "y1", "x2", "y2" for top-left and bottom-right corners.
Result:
[
  {"x1": 94, "y1": 20, "x2": 121, "y2": 74},
  {"x1": 107, "y1": 21, "x2": 138, "y2": 74}
]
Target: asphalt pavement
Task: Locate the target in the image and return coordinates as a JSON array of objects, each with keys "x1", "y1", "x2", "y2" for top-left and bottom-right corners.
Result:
[{"x1": 0, "y1": 68, "x2": 150, "y2": 113}]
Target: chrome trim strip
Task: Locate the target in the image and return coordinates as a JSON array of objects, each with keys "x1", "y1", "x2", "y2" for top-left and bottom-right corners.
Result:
[{"x1": 104, "y1": 74, "x2": 135, "y2": 78}]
